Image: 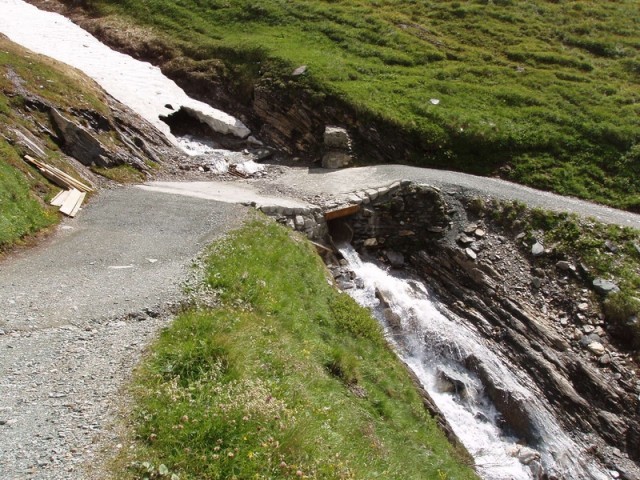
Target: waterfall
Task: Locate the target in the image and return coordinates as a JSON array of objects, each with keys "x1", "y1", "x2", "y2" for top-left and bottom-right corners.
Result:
[{"x1": 338, "y1": 244, "x2": 610, "y2": 480}]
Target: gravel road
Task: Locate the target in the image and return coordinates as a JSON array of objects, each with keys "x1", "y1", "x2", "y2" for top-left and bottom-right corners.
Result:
[
  {"x1": 263, "y1": 165, "x2": 640, "y2": 229},
  {"x1": 0, "y1": 187, "x2": 246, "y2": 479}
]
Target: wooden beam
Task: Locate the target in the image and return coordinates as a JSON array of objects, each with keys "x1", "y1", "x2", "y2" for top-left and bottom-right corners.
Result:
[
  {"x1": 24, "y1": 155, "x2": 93, "y2": 192},
  {"x1": 324, "y1": 204, "x2": 360, "y2": 221}
]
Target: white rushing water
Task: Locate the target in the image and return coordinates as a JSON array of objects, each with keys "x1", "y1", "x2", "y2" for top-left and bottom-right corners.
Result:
[
  {"x1": 338, "y1": 244, "x2": 610, "y2": 480},
  {"x1": 0, "y1": 0, "x2": 250, "y2": 146}
]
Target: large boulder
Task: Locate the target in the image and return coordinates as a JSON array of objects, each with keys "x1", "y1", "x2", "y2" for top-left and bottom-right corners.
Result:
[
  {"x1": 322, "y1": 150, "x2": 352, "y2": 169},
  {"x1": 324, "y1": 126, "x2": 350, "y2": 150}
]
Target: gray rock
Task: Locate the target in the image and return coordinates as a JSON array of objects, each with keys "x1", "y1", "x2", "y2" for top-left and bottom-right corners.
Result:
[
  {"x1": 456, "y1": 234, "x2": 474, "y2": 245},
  {"x1": 556, "y1": 260, "x2": 574, "y2": 271},
  {"x1": 363, "y1": 238, "x2": 378, "y2": 247},
  {"x1": 322, "y1": 150, "x2": 352, "y2": 169},
  {"x1": 587, "y1": 341, "x2": 606, "y2": 356},
  {"x1": 580, "y1": 333, "x2": 602, "y2": 347},
  {"x1": 323, "y1": 126, "x2": 350, "y2": 150},
  {"x1": 465, "y1": 248, "x2": 477, "y2": 260},
  {"x1": 385, "y1": 250, "x2": 405, "y2": 268},
  {"x1": 604, "y1": 240, "x2": 618, "y2": 253},
  {"x1": 599, "y1": 354, "x2": 612, "y2": 365},
  {"x1": 291, "y1": 65, "x2": 307, "y2": 76},
  {"x1": 516, "y1": 446, "x2": 540, "y2": 465},
  {"x1": 592, "y1": 278, "x2": 620, "y2": 295},
  {"x1": 531, "y1": 277, "x2": 542, "y2": 289},
  {"x1": 531, "y1": 242, "x2": 544, "y2": 256},
  {"x1": 464, "y1": 223, "x2": 478, "y2": 234},
  {"x1": 475, "y1": 228, "x2": 486, "y2": 238}
]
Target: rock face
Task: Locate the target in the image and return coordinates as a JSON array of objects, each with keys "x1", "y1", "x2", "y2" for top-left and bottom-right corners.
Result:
[
  {"x1": 50, "y1": 108, "x2": 122, "y2": 168},
  {"x1": 6, "y1": 67, "x2": 177, "y2": 179}
]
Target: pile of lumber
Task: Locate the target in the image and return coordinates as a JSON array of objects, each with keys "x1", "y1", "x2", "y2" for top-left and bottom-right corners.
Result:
[{"x1": 23, "y1": 155, "x2": 93, "y2": 218}]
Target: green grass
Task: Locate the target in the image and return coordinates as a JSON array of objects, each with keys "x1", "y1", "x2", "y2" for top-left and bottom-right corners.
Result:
[
  {"x1": 83, "y1": 0, "x2": 639, "y2": 210},
  {"x1": 117, "y1": 219, "x2": 476, "y2": 479},
  {"x1": 0, "y1": 139, "x2": 57, "y2": 249},
  {"x1": 92, "y1": 164, "x2": 146, "y2": 183}
]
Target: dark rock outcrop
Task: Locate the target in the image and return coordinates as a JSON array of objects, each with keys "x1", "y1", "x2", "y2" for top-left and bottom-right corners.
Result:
[{"x1": 334, "y1": 184, "x2": 640, "y2": 478}]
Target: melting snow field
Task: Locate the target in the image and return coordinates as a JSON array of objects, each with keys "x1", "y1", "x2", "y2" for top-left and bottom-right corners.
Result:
[{"x1": 0, "y1": 0, "x2": 250, "y2": 145}]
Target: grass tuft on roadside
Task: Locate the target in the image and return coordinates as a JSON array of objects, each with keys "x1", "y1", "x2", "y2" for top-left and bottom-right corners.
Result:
[
  {"x1": 116, "y1": 219, "x2": 477, "y2": 479},
  {"x1": 0, "y1": 139, "x2": 57, "y2": 249}
]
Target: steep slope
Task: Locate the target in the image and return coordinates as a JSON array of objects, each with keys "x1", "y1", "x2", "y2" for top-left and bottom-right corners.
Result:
[
  {"x1": 37, "y1": 0, "x2": 640, "y2": 210},
  {"x1": 0, "y1": 35, "x2": 177, "y2": 250}
]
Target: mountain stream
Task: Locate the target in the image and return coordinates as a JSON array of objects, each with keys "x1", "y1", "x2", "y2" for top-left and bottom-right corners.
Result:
[{"x1": 338, "y1": 243, "x2": 611, "y2": 480}]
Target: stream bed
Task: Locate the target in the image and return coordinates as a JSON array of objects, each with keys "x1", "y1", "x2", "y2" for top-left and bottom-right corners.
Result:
[{"x1": 339, "y1": 243, "x2": 611, "y2": 480}]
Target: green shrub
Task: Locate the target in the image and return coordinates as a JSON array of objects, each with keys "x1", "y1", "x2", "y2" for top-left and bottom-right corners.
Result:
[
  {"x1": 326, "y1": 346, "x2": 361, "y2": 385},
  {"x1": 604, "y1": 291, "x2": 640, "y2": 348}
]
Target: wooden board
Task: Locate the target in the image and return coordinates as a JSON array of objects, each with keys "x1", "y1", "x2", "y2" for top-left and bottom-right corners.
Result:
[
  {"x1": 68, "y1": 192, "x2": 86, "y2": 218},
  {"x1": 59, "y1": 189, "x2": 83, "y2": 216},
  {"x1": 50, "y1": 189, "x2": 70, "y2": 207},
  {"x1": 324, "y1": 204, "x2": 360, "y2": 221}
]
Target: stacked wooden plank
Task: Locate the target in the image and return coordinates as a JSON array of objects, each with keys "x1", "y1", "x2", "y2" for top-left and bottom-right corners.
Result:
[
  {"x1": 23, "y1": 155, "x2": 93, "y2": 218},
  {"x1": 24, "y1": 155, "x2": 93, "y2": 192},
  {"x1": 50, "y1": 188, "x2": 86, "y2": 217}
]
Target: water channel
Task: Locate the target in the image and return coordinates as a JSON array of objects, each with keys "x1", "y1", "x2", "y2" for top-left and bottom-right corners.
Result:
[{"x1": 339, "y1": 244, "x2": 609, "y2": 480}]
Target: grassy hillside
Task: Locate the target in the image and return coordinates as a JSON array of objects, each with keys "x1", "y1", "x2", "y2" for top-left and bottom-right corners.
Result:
[
  {"x1": 84, "y1": 0, "x2": 639, "y2": 210},
  {"x1": 0, "y1": 36, "x2": 137, "y2": 250},
  {"x1": 116, "y1": 219, "x2": 477, "y2": 479},
  {"x1": 0, "y1": 37, "x2": 101, "y2": 249}
]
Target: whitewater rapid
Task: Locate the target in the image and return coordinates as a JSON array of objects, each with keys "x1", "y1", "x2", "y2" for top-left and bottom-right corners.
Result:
[{"x1": 339, "y1": 244, "x2": 610, "y2": 480}]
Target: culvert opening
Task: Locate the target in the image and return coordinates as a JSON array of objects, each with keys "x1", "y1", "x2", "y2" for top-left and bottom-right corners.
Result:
[
  {"x1": 325, "y1": 204, "x2": 360, "y2": 247},
  {"x1": 160, "y1": 107, "x2": 219, "y2": 140},
  {"x1": 327, "y1": 217, "x2": 354, "y2": 246}
]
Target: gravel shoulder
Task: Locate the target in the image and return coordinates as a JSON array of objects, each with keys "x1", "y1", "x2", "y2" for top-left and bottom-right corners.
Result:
[{"x1": 0, "y1": 186, "x2": 247, "y2": 479}]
